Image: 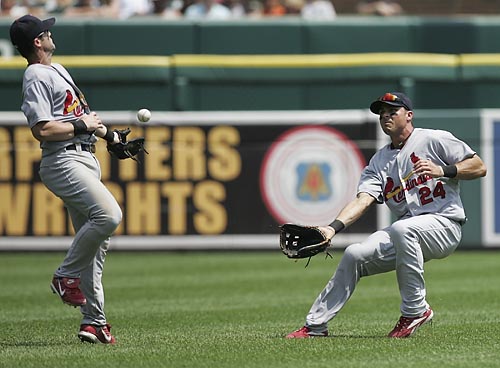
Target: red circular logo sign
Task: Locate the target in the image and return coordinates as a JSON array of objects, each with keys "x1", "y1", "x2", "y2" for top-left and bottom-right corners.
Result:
[{"x1": 260, "y1": 126, "x2": 366, "y2": 225}]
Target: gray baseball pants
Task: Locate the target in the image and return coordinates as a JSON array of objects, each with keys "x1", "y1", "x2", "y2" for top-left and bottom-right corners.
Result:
[
  {"x1": 39, "y1": 146, "x2": 122, "y2": 326},
  {"x1": 305, "y1": 214, "x2": 462, "y2": 333}
]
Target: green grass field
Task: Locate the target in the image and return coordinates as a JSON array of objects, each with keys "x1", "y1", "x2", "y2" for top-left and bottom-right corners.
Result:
[{"x1": 0, "y1": 250, "x2": 499, "y2": 368}]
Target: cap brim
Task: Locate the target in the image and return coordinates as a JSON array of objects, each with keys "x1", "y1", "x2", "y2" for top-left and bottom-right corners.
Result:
[
  {"x1": 42, "y1": 17, "x2": 56, "y2": 31},
  {"x1": 369, "y1": 100, "x2": 407, "y2": 114}
]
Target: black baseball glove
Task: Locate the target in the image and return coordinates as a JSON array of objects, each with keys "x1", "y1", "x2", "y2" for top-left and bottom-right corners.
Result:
[
  {"x1": 107, "y1": 128, "x2": 148, "y2": 162},
  {"x1": 279, "y1": 224, "x2": 333, "y2": 261}
]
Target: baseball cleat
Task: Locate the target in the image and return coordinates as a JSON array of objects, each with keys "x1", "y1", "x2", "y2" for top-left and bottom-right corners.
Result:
[
  {"x1": 388, "y1": 308, "x2": 434, "y2": 338},
  {"x1": 78, "y1": 323, "x2": 116, "y2": 344},
  {"x1": 285, "y1": 326, "x2": 328, "y2": 339},
  {"x1": 50, "y1": 277, "x2": 86, "y2": 307}
]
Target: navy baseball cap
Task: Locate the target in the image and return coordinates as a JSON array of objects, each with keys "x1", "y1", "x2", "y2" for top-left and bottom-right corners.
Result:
[
  {"x1": 369, "y1": 92, "x2": 413, "y2": 114},
  {"x1": 9, "y1": 14, "x2": 55, "y2": 50}
]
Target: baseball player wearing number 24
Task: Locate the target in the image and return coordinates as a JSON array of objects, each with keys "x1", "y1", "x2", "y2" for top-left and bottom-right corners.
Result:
[
  {"x1": 9, "y1": 15, "x2": 133, "y2": 344},
  {"x1": 286, "y1": 92, "x2": 487, "y2": 339}
]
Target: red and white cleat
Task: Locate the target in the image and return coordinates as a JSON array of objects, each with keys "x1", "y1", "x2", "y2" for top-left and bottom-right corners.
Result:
[
  {"x1": 388, "y1": 308, "x2": 434, "y2": 338},
  {"x1": 50, "y1": 277, "x2": 86, "y2": 307},
  {"x1": 285, "y1": 326, "x2": 328, "y2": 339},
  {"x1": 78, "y1": 324, "x2": 116, "y2": 344}
]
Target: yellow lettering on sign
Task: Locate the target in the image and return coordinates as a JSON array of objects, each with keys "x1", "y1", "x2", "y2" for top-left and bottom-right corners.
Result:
[
  {"x1": 14, "y1": 127, "x2": 41, "y2": 181},
  {"x1": 1, "y1": 124, "x2": 243, "y2": 237},
  {"x1": 193, "y1": 181, "x2": 227, "y2": 234},
  {"x1": 208, "y1": 126, "x2": 241, "y2": 181},
  {"x1": 118, "y1": 156, "x2": 139, "y2": 181},
  {"x1": 0, "y1": 128, "x2": 12, "y2": 180},
  {"x1": 94, "y1": 140, "x2": 111, "y2": 181},
  {"x1": 126, "y1": 182, "x2": 161, "y2": 235},
  {"x1": 0, "y1": 184, "x2": 30, "y2": 235},
  {"x1": 145, "y1": 126, "x2": 171, "y2": 181},
  {"x1": 173, "y1": 127, "x2": 205, "y2": 180},
  {"x1": 120, "y1": 126, "x2": 144, "y2": 182},
  {"x1": 32, "y1": 183, "x2": 66, "y2": 235},
  {"x1": 161, "y1": 182, "x2": 193, "y2": 235}
]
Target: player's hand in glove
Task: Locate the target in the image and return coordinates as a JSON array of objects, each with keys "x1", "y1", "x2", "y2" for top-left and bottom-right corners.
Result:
[
  {"x1": 107, "y1": 128, "x2": 149, "y2": 162},
  {"x1": 279, "y1": 224, "x2": 335, "y2": 262}
]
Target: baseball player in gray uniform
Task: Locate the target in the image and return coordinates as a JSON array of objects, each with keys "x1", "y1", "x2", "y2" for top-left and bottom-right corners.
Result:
[
  {"x1": 10, "y1": 15, "x2": 123, "y2": 344},
  {"x1": 286, "y1": 92, "x2": 487, "y2": 338}
]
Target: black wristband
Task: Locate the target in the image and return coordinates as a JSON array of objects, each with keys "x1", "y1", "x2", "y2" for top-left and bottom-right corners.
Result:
[
  {"x1": 442, "y1": 165, "x2": 458, "y2": 178},
  {"x1": 103, "y1": 127, "x2": 115, "y2": 143},
  {"x1": 329, "y1": 219, "x2": 345, "y2": 233},
  {"x1": 71, "y1": 120, "x2": 88, "y2": 135}
]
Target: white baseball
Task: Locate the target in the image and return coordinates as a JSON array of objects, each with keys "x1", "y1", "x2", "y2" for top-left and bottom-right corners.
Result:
[{"x1": 137, "y1": 108, "x2": 151, "y2": 123}]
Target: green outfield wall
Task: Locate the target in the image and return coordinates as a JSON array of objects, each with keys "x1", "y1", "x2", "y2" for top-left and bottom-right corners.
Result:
[
  {"x1": 1, "y1": 52, "x2": 500, "y2": 112},
  {"x1": 2, "y1": 17, "x2": 500, "y2": 111},
  {"x1": 3, "y1": 17, "x2": 500, "y2": 56}
]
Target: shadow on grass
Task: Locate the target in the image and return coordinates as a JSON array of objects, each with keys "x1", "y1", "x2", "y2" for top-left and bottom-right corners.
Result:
[
  {"x1": 328, "y1": 334, "x2": 385, "y2": 339},
  {"x1": 274, "y1": 333, "x2": 385, "y2": 339}
]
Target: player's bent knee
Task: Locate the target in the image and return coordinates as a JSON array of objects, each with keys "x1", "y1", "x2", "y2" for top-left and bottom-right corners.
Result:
[
  {"x1": 107, "y1": 208, "x2": 122, "y2": 231},
  {"x1": 389, "y1": 221, "x2": 412, "y2": 238},
  {"x1": 342, "y1": 243, "x2": 363, "y2": 263},
  {"x1": 339, "y1": 243, "x2": 371, "y2": 277},
  {"x1": 94, "y1": 206, "x2": 122, "y2": 235}
]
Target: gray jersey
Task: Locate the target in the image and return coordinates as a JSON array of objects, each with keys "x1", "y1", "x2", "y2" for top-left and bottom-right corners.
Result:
[
  {"x1": 21, "y1": 63, "x2": 96, "y2": 156},
  {"x1": 358, "y1": 128, "x2": 476, "y2": 222}
]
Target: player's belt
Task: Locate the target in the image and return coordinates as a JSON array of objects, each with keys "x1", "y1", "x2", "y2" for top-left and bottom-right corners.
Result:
[{"x1": 65, "y1": 143, "x2": 96, "y2": 153}]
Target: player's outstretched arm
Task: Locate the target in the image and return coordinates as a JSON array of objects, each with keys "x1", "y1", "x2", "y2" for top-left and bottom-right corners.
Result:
[
  {"x1": 335, "y1": 192, "x2": 377, "y2": 228},
  {"x1": 319, "y1": 192, "x2": 376, "y2": 238}
]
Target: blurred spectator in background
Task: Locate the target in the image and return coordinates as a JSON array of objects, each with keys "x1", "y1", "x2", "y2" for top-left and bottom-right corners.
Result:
[
  {"x1": 45, "y1": 0, "x2": 74, "y2": 14},
  {"x1": 61, "y1": 0, "x2": 107, "y2": 17},
  {"x1": 263, "y1": 0, "x2": 286, "y2": 16},
  {"x1": 1, "y1": 0, "x2": 28, "y2": 17},
  {"x1": 61, "y1": 0, "x2": 152, "y2": 18},
  {"x1": 184, "y1": 0, "x2": 232, "y2": 19},
  {"x1": 25, "y1": 0, "x2": 48, "y2": 15},
  {"x1": 284, "y1": 0, "x2": 303, "y2": 15},
  {"x1": 224, "y1": 0, "x2": 247, "y2": 18},
  {"x1": 156, "y1": 0, "x2": 184, "y2": 18},
  {"x1": 246, "y1": 0, "x2": 263, "y2": 17},
  {"x1": 113, "y1": 0, "x2": 153, "y2": 19},
  {"x1": 357, "y1": 0, "x2": 403, "y2": 16},
  {"x1": 301, "y1": 0, "x2": 336, "y2": 20}
]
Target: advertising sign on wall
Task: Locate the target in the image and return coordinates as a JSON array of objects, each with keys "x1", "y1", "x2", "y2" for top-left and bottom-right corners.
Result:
[{"x1": 0, "y1": 110, "x2": 384, "y2": 250}]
